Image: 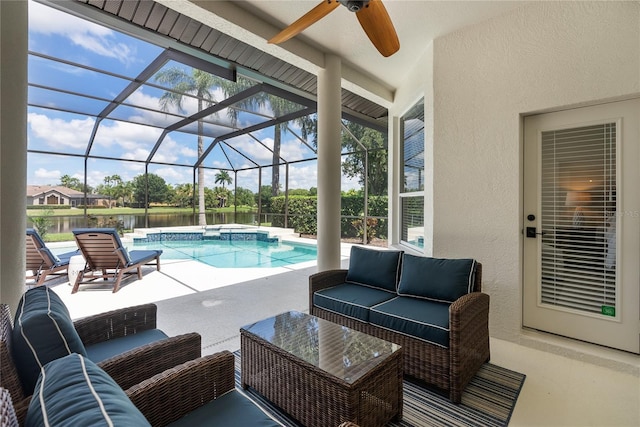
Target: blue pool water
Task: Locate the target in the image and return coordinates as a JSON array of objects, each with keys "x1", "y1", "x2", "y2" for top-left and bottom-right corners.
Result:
[{"x1": 131, "y1": 238, "x2": 318, "y2": 268}]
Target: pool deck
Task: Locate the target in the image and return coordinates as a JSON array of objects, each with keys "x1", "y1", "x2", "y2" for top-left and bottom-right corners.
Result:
[{"x1": 43, "y1": 226, "x2": 355, "y2": 355}]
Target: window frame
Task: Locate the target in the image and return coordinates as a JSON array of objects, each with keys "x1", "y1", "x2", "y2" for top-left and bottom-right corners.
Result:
[{"x1": 398, "y1": 98, "x2": 425, "y2": 251}]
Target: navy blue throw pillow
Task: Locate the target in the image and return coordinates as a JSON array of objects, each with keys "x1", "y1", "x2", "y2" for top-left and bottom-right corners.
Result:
[
  {"x1": 346, "y1": 246, "x2": 403, "y2": 292},
  {"x1": 12, "y1": 287, "x2": 87, "y2": 394},
  {"x1": 398, "y1": 254, "x2": 476, "y2": 302}
]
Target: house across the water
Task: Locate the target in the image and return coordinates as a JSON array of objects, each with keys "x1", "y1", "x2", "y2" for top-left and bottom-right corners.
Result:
[{"x1": 26, "y1": 185, "x2": 104, "y2": 207}]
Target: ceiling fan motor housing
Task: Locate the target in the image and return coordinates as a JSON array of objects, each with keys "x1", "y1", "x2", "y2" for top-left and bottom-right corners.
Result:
[{"x1": 338, "y1": 0, "x2": 370, "y2": 12}]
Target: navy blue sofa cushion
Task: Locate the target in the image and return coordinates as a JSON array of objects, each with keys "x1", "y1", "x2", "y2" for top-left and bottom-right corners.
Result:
[
  {"x1": 398, "y1": 255, "x2": 476, "y2": 303},
  {"x1": 370, "y1": 297, "x2": 451, "y2": 348},
  {"x1": 167, "y1": 390, "x2": 280, "y2": 427},
  {"x1": 127, "y1": 250, "x2": 163, "y2": 266},
  {"x1": 85, "y1": 329, "x2": 169, "y2": 363},
  {"x1": 345, "y1": 246, "x2": 403, "y2": 292},
  {"x1": 313, "y1": 283, "x2": 396, "y2": 322},
  {"x1": 26, "y1": 354, "x2": 150, "y2": 427},
  {"x1": 12, "y1": 287, "x2": 87, "y2": 394}
]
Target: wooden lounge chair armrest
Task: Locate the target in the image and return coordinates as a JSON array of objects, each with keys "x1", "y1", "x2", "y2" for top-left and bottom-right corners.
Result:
[
  {"x1": 309, "y1": 269, "x2": 348, "y2": 308},
  {"x1": 125, "y1": 351, "x2": 235, "y2": 427},
  {"x1": 74, "y1": 303, "x2": 158, "y2": 345},
  {"x1": 97, "y1": 332, "x2": 202, "y2": 391}
]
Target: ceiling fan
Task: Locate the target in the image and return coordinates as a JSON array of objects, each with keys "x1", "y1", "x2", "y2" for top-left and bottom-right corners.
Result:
[{"x1": 268, "y1": 0, "x2": 400, "y2": 57}]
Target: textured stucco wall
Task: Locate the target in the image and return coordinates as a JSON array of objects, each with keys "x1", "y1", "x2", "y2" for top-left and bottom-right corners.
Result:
[{"x1": 428, "y1": 1, "x2": 640, "y2": 341}]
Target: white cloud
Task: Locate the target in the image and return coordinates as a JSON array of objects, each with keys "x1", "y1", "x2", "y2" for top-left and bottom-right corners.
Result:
[
  {"x1": 121, "y1": 147, "x2": 152, "y2": 162},
  {"x1": 152, "y1": 138, "x2": 186, "y2": 164},
  {"x1": 128, "y1": 89, "x2": 161, "y2": 109},
  {"x1": 34, "y1": 168, "x2": 61, "y2": 181},
  {"x1": 180, "y1": 147, "x2": 197, "y2": 158},
  {"x1": 29, "y1": 1, "x2": 135, "y2": 65},
  {"x1": 287, "y1": 164, "x2": 317, "y2": 190},
  {"x1": 279, "y1": 139, "x2": 311, "y2": 162},
  {"x1": 211, "y1": 160, "x2": 230, "y2": 169},
  {"x1": 204, "y1": 169, "x2": 217, "y2": 183},
  {"x1": 154, "y1": 167, "x2": 188, "y2": 183},
  {"x1": 123, "y1": 163, "x2": 145, "y2": 174},
  {"x1": 28, "y1": 113, "x2": 94, "y2": 150},
  {"x1": 93, "y1": 120, "x2": 160, "y2": 151},
  {"x1": 86, "y1": 169, "x2": 108, "y2": 188}
]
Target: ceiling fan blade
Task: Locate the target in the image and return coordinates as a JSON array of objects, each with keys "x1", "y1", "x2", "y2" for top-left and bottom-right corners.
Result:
[
  {"x1": 356, "y1": 0, "x2": 399, "y2": 57},
  {"x1": 268, "y1": 1, "x2": 340, "y2": 45}
]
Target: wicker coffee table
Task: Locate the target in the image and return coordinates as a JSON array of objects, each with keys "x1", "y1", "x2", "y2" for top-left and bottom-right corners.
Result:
[{"x1": 240, "y1": 311, "x2": 402, "y2": 427}]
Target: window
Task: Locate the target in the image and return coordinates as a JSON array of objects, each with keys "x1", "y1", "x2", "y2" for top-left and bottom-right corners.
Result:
[{"x1": 399, "y1": 99, "x2": 425, "y2": 249}]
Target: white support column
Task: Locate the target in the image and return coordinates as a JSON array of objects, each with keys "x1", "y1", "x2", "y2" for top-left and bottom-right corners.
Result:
[
  {"x1": 0, "y1": 0, "x2": 28, "y2": 311},
  {"x1": 317, "y1": 54, "x2": 342, "y2": 271}
]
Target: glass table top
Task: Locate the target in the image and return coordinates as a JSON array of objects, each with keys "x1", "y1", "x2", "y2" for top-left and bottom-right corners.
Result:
[{"x1": 241, "y1": 310, "x2": 401, "y2": 384}]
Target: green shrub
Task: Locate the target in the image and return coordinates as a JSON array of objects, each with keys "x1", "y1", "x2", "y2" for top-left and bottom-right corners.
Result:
[
  {"x1": 271, "y1": 196, "x2": 318, "y2": 234},
  {"x1": 27, "y1": 205, "x2": 71, "y2": 210},
  {"x1": 77, "y1": 205, "x2": 107, "y2": 209},
  {"x1": 269, "y1": 194, "x2": 388, "y2": 238},
  {"x1": 28, "y1": 208, "x2": 55, "y2": 239},
  {"x1": 352, "y1": 217, "x2": 378, "y2": 244}
]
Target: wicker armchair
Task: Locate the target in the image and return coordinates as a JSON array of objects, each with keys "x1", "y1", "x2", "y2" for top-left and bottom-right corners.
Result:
[
  {"x1": 126, "y1": 351, "x2": 236, "y2": 426},
  {"x1": 310, "y1": 262, "x2": 489, "y2": 403},
  {"x1": 1, "y1": 303, "x2": 201, "y2": 425},
  {"x1": 126, "y1": 351, "x2": 283, "y2": 426}
]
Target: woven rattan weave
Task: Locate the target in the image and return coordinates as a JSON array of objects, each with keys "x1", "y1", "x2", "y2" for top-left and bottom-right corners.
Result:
[{"x1": 241, "y1": 311, "x2": 403, "y2": 427}]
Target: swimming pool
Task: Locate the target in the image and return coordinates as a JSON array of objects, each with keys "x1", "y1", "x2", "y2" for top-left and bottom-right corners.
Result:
[{"x1": 131, "y1": 233, "x2": 318, "y2": 268}]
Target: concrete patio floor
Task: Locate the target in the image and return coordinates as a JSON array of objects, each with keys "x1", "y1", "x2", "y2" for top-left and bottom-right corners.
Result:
[{"x1": 48, "y1": 236, "x2": 354, "y2": 355}]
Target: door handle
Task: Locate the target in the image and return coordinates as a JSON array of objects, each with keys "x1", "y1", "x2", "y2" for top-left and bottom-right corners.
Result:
[{"x1": 525, "y1": 227, "x2": 546, "y2": 238}]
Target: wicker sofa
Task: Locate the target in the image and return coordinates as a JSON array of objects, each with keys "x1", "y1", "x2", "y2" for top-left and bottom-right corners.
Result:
[{"x1": 309, "y1": 246, "x2": 490, "y2": 403}]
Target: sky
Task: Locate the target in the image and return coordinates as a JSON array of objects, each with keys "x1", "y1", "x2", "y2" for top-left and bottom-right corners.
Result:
[{"x1": 26, "y1": 0, "x2": 362, "y2": 193}]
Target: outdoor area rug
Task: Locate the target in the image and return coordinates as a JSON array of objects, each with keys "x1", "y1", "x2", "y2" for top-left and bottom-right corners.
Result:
[{"x1": 233, "y1": 351, "x2": 526, "y2": 427}]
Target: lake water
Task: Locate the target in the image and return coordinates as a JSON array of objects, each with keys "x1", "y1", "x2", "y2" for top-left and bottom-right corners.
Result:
[{"x1": 28, "y1": 212, "x2": 259, "y2": 234}]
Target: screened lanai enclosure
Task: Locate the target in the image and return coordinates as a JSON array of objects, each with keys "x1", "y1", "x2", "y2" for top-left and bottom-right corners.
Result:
[{"x1": 27, "y1": 0, "x2": 390, "y2": 243}]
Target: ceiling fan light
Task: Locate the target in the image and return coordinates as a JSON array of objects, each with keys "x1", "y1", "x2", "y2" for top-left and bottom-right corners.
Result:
[{"x1": 339, "y1": 0, "x2": 370, "y2": 13}]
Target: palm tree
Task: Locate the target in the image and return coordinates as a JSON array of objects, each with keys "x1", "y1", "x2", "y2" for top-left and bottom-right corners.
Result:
[
  {"x1": 120, "y1": 181, "x2": 135, "y2": 207},
  {"x1": 267, "y1": 97, "x2": 304, "y2": 196},
  {"x1": 214, "y1": 170, "x2": 232, "y2": 189},
  {"x1": 155, "y1": 68, "x2": 217, "y2": 226},
  {"x1": 214, "y1": 171, "x2": 232, "y2": 208},
  {"x1": 211, "y1": 76, "x2": 314, "y2": 197},
  {"x1": 173, "y1": 183, "x2": 194, "y2": 208},
  {"x1": 102, "y1": 174, "x2": 122, "y2": 208}
]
